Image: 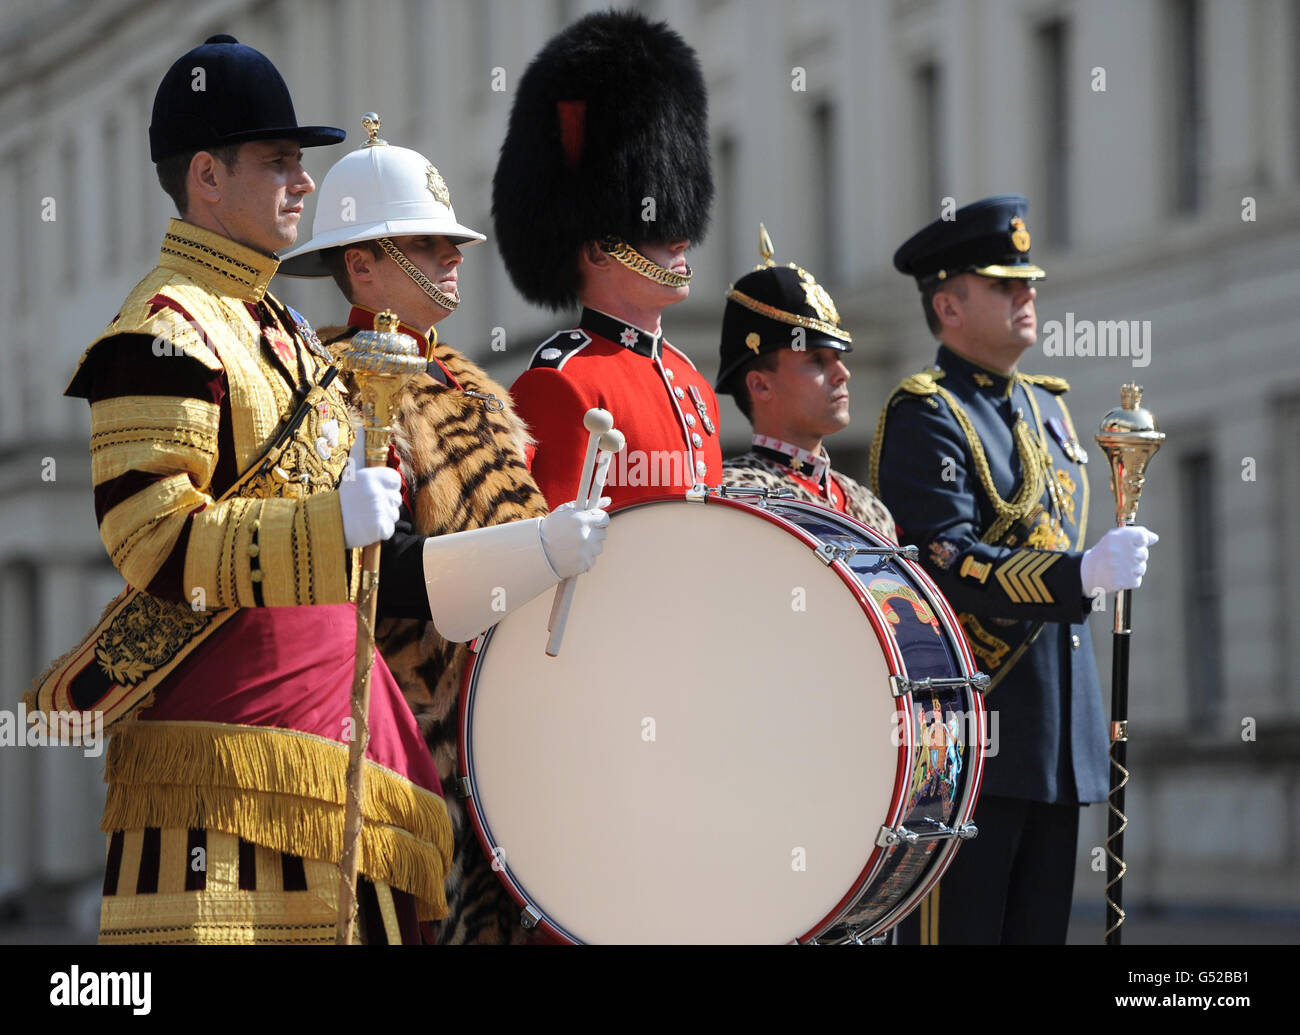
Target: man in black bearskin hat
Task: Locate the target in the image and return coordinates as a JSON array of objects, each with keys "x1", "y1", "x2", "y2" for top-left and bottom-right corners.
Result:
[
  {"x1": 496, "y1": 9, "x2": 723, "y2": 508},
  {"x1": 717, "y1": 225, "x2": 896, "y2": 539}
]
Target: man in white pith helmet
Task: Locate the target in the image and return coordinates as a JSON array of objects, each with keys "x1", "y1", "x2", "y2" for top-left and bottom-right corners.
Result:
[{"x1": 279, "y1": 114, "x2": 607, "y2": 944}]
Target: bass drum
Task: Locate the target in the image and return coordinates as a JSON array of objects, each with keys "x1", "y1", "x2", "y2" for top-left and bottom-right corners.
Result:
[{"x1": 458, "y1": 492, "x2": 986, "y2": 944}]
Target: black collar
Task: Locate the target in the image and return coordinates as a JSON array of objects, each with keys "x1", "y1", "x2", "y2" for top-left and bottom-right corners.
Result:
[{"x1": 580, "y1": 307, "x2": 662, "y2": 359}]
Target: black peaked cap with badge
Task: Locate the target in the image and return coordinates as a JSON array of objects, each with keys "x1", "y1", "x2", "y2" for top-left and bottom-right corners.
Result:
[
  {"x1": 716, "y1": 228, "x2": 852, "y2": 394},
  {"x1": 893, "y1": 193, "x2": 1045, "y2": 286},
  {"x1": 149, "y1": 34, "x2": 345, "y2": 162},
  {"x1": 492, "y1": 9, "x2": 714, "y2": 311}
]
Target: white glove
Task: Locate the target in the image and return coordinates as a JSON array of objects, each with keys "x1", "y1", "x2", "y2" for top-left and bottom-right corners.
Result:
[
  {"x1": 1081, "y1": 526, "x2": 1159, "y2": 595},
  {"x1": 338, "y1": 432, "x2": 402, "y2": 548},
  {"x1": 539, "y1": 497, "x2": 611, "y2": 578},
  {"x1": 420, "y1": 499, "x2": 612, "y2": 643}
]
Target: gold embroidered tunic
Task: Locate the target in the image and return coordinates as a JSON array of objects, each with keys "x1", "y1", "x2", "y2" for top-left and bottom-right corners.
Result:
[{"x1": 50, "y1": 220, "x2": 452, "y2": 943}]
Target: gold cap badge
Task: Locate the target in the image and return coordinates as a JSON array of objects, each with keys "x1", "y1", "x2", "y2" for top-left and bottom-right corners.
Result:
[
  {"x1": 1010, "y1": 217, "x2": 1031, "y2": 253},
  {"x1": 745, "y1": 332, "x2": 761, "y2": 354},
  {"x1": 426, "y1": 164, "x2": 451, "y2": 207}
]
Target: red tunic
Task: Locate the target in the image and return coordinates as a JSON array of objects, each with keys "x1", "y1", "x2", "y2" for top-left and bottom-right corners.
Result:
[{"x1": 511, "y1": 308, "x2": 724, "y2": 508}]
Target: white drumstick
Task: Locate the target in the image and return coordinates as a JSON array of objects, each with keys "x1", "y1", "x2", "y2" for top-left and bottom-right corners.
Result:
[
  {"x1": 548, "y1": 408, "x2": 613, "y2": 632},
  {"x1": 547, "y1": 429, "x2": 625, "y2": 657}
]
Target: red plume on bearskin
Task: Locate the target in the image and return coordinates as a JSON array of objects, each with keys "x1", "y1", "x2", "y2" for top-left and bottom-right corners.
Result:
[{"x1": 492, "y1": 9, "x2": 714, "y2": 311}]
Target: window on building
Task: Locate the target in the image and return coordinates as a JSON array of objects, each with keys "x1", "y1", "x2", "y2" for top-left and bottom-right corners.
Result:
[
  {"x1": 1274, "y1": 395, "x2": 1300, "y2": 688},
  {"x1": 1169, "y1": 0, "x2": 1205, "y2": 214},
  {"x1": 1035, "y1": 19, "x2": 1070, "y2": 247},
  {"x1": 1180, "y1": 449, "x2": 1221, "y2": 730},
  {"x1": 102, "y1": 114, "x2": 121, "y2": 269},
  {"x1": 717, "y1": 133, "x2": 737, "y2": 290},
  {"x1": 914, "y1": 61, "x2": 944, "y2": 224},
  {"x1": 811, "y1": 99, "x2": 837, "y2": 281},
  {"x1": 60, "y1": 137, "x2": 78, "y2": 286}
]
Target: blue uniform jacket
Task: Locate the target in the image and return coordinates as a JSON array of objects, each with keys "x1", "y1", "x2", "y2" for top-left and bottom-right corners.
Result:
[{"x1": 871, "y1": 345, "x2": 1108, "y2": 804}]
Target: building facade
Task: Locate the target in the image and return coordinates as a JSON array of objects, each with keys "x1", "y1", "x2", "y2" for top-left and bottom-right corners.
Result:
[{"x1": 1, "y1": 0, "x2": 1296, "y2": 940}]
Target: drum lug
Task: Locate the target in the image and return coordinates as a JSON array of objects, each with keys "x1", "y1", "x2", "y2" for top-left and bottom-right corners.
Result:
[
  {"x1": 878, "y1": 821, "x2": 980, "y2": 846},
  {"x1": 877, "y1": 825, "x2": 912, "y2": 847},
  {"x1": 456, "y1": 776, "x2": 472, "y2": 799},
  {"x1": 685, "y1": 483, "x2": 710, "y2": 502},
  {"x1": 715, "y1": 485, "x2": 795, "y2": 501},
  {"x1": 520, "y1": 904, "x2": 542, "y2": 930},
  {"x1": 816, "y1": 542, "x2": 858, "y2": 565}
]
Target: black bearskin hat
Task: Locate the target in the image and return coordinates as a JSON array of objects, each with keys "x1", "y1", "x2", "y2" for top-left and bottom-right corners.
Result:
[{"x1": 492, "y1": 9, "x2": 714, "y2": 311}]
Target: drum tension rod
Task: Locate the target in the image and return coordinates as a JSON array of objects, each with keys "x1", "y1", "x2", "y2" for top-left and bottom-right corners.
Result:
[
  {"x1": 889, "y1": 673, "x2": 991, "y2": 698},
  {"x1": 876, "y1": 821, "x2": 979, "y2": 847},
  {"x1": 816, "y1": 542, "x2": 920, "y2": 565},
  {"x1": 520, "y1": 905, "x2": 542, "y2": 930}
]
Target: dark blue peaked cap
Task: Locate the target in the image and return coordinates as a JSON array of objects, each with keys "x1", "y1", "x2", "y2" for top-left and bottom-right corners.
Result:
[
  {"x1": 149, "y1": 35, "x2": 344, "y2": 162},
  {"x1": 893, "y1": 193, "x2": 1045, "y2": 285}
]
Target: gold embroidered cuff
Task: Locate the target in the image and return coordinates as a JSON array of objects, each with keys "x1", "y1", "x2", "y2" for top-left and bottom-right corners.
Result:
[{"x1": 102, "y1": 474, "x2": 212, "y2": 591}]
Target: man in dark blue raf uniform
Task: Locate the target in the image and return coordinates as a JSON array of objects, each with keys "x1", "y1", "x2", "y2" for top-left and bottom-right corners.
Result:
[{"x1": 872, "y1": 195, "x2": 1159, "y2": 944}]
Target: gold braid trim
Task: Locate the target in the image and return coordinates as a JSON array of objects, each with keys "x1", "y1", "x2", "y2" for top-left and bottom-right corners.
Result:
[
  {"x1": 101, "y1": 721, "x2": 453, "y2": 919},
  {"x1": 930, "y1": 384, "x2": 1045, "y2": 543},
  {"x1": 726, "y1": 287, "x2": 853, "y2": 343},
  {"x1": 870, "y1": 375, "x2": 1044, "y2": 541},
  {"x1": 870, "y1": 371, "x2": 943, "y2": 498},
  {"x1": 377, "y1": 237, "x2": 459, "y2": 312},
  {"x1": 601, "y1": 238, "x2": 693, "y2": 287}
]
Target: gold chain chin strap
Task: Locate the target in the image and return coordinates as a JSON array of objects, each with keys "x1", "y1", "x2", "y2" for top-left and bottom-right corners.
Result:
[
  {"x1": 376, "y1": 237, "x2": 458, "y2": 312},
  {"x1": 602, "y1": 239, "x2": 693, "y2": 287}
]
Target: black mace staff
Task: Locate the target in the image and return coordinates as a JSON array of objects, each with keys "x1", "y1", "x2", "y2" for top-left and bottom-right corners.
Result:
[{"x1": 1095, "y1": 383, "x2": 1165, "y2": 946}]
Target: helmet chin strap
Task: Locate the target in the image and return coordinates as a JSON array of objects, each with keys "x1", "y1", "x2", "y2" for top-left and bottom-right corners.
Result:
[
  {"x1": 601, "y1": 238, "x2": 693, "y2": 288},
  {"x1": 377, "y1": 236, "x2": 459, "y2": 312}
]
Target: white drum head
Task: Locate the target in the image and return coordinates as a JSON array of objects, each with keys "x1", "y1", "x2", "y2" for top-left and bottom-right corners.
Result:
[{"x1": 465, "y1": 499, "x2": 900, "y2": 943}]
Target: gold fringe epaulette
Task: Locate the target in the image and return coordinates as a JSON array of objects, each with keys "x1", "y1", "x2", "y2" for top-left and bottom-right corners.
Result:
[
  {"x1": 101, "y1": 720, "x2": 454, "y2": 920},
  {"x1": 896, "y1": 368, "x2": 946, "y2": 396},
  {"x1": 1019, "y1": 373, "x2": 1070, "y2": 393}
]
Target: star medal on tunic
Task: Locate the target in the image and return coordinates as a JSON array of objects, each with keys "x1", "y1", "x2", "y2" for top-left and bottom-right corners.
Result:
[{"x1": 620, "y1": 327, "x2": 639, "y2": 348}]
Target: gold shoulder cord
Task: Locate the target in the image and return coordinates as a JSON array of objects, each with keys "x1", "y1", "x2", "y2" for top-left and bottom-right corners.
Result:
[
  {"x1": 1019, "y1": 381, "x2": 1089, "y2": 549},
  {"x1": 870, "y1": 376, "x2": 1044, "y2": 543},
  {"x1": 870, "y1": 377, "x2": 1043, "y2": 543},
  {"x1": 933, "y1": 385, "x2": 1045, "y2": 544}
]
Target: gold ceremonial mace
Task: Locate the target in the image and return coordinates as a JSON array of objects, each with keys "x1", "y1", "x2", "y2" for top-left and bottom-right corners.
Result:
[
  {"x1": 1095, "y1": 383, "x2": 1165, "y2": 946},
  {"x1": 332, "y1": 310, "x2": 424, "y2": 945}
]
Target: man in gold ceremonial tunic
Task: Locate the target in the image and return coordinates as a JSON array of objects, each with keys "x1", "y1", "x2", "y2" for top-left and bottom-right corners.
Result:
[{"x1": 28, "y1": 36, "x2": 452, "y2": 944}]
